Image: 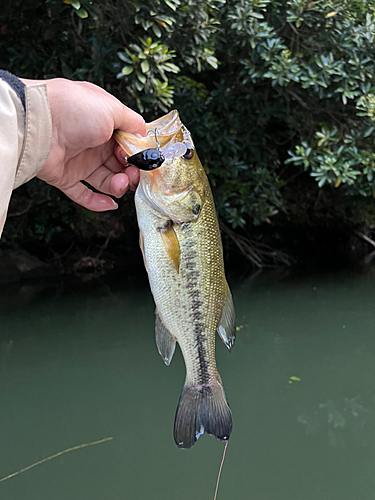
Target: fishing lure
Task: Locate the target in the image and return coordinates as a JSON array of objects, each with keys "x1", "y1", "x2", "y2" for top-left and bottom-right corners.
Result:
[
  {"x1": 126, "y1": 148, "x2": 165, "y2": 170},
  {"x1": 125, "y1": 129, "x2": 194, "y2": 170}
]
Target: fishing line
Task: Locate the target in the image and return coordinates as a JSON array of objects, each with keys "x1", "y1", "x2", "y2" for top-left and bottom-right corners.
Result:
[
  {"x1": 213, "y1": 441, "x2": 229, "y2": 500},
  {"x1": 0, "y1": 437, "x2": 113, "y2": 483}
]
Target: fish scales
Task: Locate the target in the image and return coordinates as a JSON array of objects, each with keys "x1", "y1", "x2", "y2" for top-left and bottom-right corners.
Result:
[
  {"x1": 114, "y1": 110, "x2": 235, "y2": 449},
  {"x1": 138, "y1": 179, "x2": 225, "y2": 385}
]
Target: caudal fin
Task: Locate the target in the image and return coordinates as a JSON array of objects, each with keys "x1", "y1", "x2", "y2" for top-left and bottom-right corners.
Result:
[{"x1": 174, "y1": 380, "x2": 232, "y2": 449}]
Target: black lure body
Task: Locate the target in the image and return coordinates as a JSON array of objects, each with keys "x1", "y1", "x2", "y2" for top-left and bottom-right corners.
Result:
[{"x1": 127, "y1": 148, "x2": 165, "y2": 171}]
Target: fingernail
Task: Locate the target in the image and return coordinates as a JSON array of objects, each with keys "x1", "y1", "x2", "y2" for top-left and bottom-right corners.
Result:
[
  {"x1": 112, "y1": 201, "x2": 118, "y2": 210},
  {"x1": 119, "y1": 149, "x2": 126, "y2": 160}
]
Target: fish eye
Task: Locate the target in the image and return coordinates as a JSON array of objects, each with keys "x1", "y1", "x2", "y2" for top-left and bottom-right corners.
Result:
[
  {"x1": 192, "y1": 204, "x2": 201, "y2": 216},
  {"x1": 183, "y1": 148, "x2": 194, "y2": 160}
]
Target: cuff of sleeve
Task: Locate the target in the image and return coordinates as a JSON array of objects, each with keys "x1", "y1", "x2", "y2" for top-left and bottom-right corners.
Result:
[{"x1": 14, "y1": 83, "x2": 52, "y2": 189}]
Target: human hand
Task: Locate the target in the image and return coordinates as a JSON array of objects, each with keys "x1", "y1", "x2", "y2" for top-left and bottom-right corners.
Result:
[{"x1": 22, "y1": 78, "x2": 146, "y2": 211}]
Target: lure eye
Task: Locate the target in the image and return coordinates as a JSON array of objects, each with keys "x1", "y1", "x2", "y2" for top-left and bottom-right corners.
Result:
[
  {"x1": 126, "y1": 148, "x2": 165, "y2": 171},
  {"x1": 183, "y1": 148, "x2": 194, "y2": 160}
]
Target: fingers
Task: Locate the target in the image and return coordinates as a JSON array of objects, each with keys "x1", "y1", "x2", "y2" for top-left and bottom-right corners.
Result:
[
  {"x1": 61, "y1": 182, "x2": 118, "y2": 212},
  {"x1": 115, "y1": 144, "x2": 128, "y2": 164},
  {"x1": 84, "y1": 146, "x2": 139, "y2": 195},
  {"x1": 102, "y1": 148, "x2": 126, "y2": 173},
  {"x1": 115, "y1": 145, "x2": 140, "y2": 191},
  {"x1": 85, "y1": 167, "x2": 130, "y2": 198},
  {"x1": 124, "y1": 166, "x2": 140, "y2": 191},
  {"x1": 101, "y1": 147, "x2": 139, "y2": 191}
]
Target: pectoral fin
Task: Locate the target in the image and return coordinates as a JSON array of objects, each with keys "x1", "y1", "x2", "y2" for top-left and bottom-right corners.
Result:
[
  {"x1": 217, "y1": 284, "x2": 236, "y2": 352},
  {"x1": 155, "y1": 310, "x2": 176, "y2": 366},
  {"x1": 159, "y1": 224, "x2": 180, "y2": 273}
]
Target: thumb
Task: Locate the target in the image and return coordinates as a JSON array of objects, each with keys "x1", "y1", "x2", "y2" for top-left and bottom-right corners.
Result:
[{"x1": 112, "y1": 99, "x2": 146, "y2": 137}]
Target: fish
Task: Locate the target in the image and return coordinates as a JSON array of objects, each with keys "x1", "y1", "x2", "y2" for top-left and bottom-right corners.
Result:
[{"x1": 114, "y1": 110, "x2": 235, "y2": 449}]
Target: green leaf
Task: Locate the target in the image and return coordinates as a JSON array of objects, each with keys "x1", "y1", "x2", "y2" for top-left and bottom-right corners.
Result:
[
  {"x1": 249, "y1": 12, "x2": 264, "y2": 19},
  {"x1": 164, "y1": 0, "x2": 177, "y2": 11},
  {"x1": 207, "y1": 56, "x2": 219, "y2": 69},
  {"x1": 70, "y1": 0, "x2": 81, "y2": 9},
  {"x1": 134, "y1": 80, "x2": 144, "y2": 92},
  {"x1": 163, "y1": 62, "x2": 180, "y2": 73},
  {"x1": 76, "y1": 8, "x2": 88, "y2": 19},
  {"x1": 117, "y1": 52, "x2": 132, "y2": 64},
  {"x1": 152, "y1": 24, "x2": 162, "y2": 38},
  {"x1": 141, "y1": 60, "x2": 150, "y2": 73},
  {"x1": 121, "y1": 66, "x2": 134, "y2": 75},
  {"x1": 137, "y1": 71, "x2": 146, "y2": 84}
]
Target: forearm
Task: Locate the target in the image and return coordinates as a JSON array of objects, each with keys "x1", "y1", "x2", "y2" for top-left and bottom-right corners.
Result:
[{"x1": 0, "y1": 71, "x2": 52, "y2": 237}]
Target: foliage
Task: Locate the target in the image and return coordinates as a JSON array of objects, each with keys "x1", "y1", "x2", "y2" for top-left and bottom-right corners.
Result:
[{"x1": 2, "y1": 0, "x2": 375, "y2": 257}]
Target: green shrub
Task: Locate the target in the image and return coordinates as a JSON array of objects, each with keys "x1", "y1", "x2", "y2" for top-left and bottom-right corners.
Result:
[{"x1": 2, "y1": 0, "x2": 375, "y2": 250}]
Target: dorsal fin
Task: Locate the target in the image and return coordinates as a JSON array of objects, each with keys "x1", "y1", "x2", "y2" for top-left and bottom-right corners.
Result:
[
  {"x1": 155, "y1": 310, "x2": 176, "y2": 366},
  {"x1": 217, "y1": 284, "x2": 236, "y2": 352}
]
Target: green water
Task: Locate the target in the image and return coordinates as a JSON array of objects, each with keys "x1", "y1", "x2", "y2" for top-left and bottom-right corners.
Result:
[{"x1": 1, "y1": 268, "x2": 375, "y2": 500}]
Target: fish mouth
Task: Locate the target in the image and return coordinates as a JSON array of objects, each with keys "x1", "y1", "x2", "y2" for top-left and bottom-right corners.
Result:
[{"x1": 114, "y1": 110, "x2": 194, "y2": 161}]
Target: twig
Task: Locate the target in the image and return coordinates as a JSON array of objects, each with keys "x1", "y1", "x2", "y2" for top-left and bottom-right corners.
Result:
[
  {"x1": 96, "y1": 234, "x2": 112, "y2": 259},
  {"x1": 220, "y1": 222, "x2": 264, "y2": 268},
  {"x1": 8, "y1": 194, "x2": 50, "y2": 217},
  {"x1": 288, "y1": 22, "x2": 300, "y2": 36},
  {"x1": 286, "y1": 89, "x2": 309, "y2": 109},
  {"x1": 0, "y1": 437, "x2": 113, "y2": 483},
  {"x1": 50, "y1": 242, "x2": 75, "y2": 270},
  {"x1": 354, "y1": 230, "x2": 375, "y2": 249},
  {"x1": 7, "y1": 201, "x2": 32, "y2": 217},
  {"x1": 220, "y1": 221, "x2": 294, "y2": 268}
]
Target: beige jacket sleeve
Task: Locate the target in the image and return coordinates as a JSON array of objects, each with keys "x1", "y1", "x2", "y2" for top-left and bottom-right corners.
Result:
[{"x1": 0, "y1": 79, "x2": 52, "y2": 238}]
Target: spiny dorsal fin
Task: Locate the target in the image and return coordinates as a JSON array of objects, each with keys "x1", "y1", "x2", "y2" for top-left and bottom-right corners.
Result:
[
  {"x1": 155, "y1": 310, "x2": 176, "y2": 366},
  {"x1": 159, "y1": 224, "x2": 180, "y2": 273},
  {"x1": 217, "y1": 284, "x2": 236, "y2": 352}
]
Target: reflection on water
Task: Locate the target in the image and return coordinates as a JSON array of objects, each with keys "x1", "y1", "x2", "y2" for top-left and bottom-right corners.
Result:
[
  {"x1": 1, "y1": 268, "x2": 375, "y2": 500},
  {"x1": 298, "y1": 396, "x2": 374, "y2": 449}
]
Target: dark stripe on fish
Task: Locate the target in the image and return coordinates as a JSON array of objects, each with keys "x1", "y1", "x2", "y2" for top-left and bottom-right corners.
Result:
[{"x1": 182, "y1": 224, "x2": 210, "y2": 384}]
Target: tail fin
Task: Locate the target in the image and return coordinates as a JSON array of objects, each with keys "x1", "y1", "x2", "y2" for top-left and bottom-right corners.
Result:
[{"x1": 174, "y1": 380, "x2": 232, "y2": 449}]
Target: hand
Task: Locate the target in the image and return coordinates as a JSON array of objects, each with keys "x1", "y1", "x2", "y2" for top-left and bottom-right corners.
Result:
[{"x1": 22, "y1": 78, "x2": 146, "y2": 211}]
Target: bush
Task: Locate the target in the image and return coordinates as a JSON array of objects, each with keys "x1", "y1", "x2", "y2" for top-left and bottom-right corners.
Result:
[{"x1": 2, "y1": 0, "x2": 375, "y2": 257}]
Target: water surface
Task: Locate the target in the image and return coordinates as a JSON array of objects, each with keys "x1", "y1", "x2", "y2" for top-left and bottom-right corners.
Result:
[{"x1": 1, "y1": 268, "x2": 375, "y2": 499}]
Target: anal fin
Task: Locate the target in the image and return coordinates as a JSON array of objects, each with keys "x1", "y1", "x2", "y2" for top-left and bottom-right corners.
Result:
[
  {"x1": 217, "y1": 283, "x2": 236, "y2": 352},
  {"x1": 155, "y1": 310, "x2": 176, "y2": 366}
]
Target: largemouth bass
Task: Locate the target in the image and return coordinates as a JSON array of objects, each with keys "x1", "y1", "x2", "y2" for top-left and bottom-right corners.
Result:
[{"x1": 115, "y1": 111, "x2": 235, "y2": 449}]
